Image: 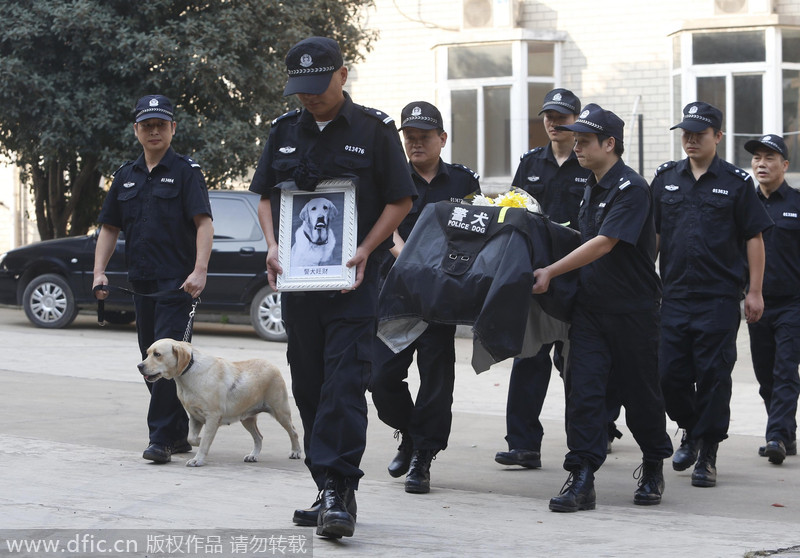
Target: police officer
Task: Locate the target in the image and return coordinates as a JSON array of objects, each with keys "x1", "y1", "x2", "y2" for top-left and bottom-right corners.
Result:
[
  {"x1": 652, "y1": 102, "x2": 772, "y2": 487},
  {"x1": 743, "y1": 134, "x2": 800, "y2": 465},
  {"x1": 495, "y1": 88, "x2": 622, "y2": 469},
  {"x1": 371, "y1": 101, "x2": 480, "y2": 494},
  {"x1": 248, "y1": 37, "x2": 415, "y2": 539},
  {"x1": 93, "y1": 94, "x2": 213, "y2": 464},
  {"x1": 531, "y1": 104, "x2": 673, "y2": 512}
]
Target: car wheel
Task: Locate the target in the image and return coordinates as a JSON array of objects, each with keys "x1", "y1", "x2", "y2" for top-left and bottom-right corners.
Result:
[
  {"x1": 250, "y1": 286, "x2": 287, "y2": 342},
  {"x1": 22, "y1": 273, "x2": 79, "y2": 329}
]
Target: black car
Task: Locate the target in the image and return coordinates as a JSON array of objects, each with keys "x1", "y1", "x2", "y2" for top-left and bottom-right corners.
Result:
[{"x1": 0, "y1": 190, "x2": 286, "y2": 341}]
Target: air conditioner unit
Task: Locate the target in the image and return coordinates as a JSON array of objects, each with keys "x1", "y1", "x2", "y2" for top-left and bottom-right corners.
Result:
[
  {"x1": 463, "y1": 0, "x2": 518, "y2": 29},
  {"x1": 713, "y1": 0, "x2": 774, "y2": 15}
]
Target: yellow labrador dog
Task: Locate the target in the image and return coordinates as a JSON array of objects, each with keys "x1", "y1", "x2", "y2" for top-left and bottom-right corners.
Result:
[
  {"x1": 138, "y1": 339, "x2": 302, "y2": 467},
  {"x1": 291, "y1": 197, "x2": 338, "y2": 267}
]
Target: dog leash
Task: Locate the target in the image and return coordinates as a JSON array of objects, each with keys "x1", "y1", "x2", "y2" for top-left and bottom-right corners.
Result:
[{"x1": 93, "y1": 285, "x2": 200, "y2": 340}]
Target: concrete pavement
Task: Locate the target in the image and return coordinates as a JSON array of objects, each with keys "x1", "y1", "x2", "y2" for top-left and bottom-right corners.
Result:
[{"x1": 0, "y1": 305, "x2": 799, "y2": 557}]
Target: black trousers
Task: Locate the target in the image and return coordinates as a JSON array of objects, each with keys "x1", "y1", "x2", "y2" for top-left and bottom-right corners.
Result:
[
  {"x1": 132, "y1": 279, "x2": 192, "y2": 447},
  {"x1": 748, "y1": 297, "x2": 800, "y2": 445},
  {"x1": 505, "y1": 342, "x2": 622, "y2": 452},
  {"x1": 659, "y1": 297, "x2": 740, "y2": 444},
  {"x1": 371, "y1": 323, "x2": 457, "y2": 451},
  {"x1": 564, "y1": 305, "x2": 672, "y2": 471},
  {"x1": 283, "y1": 287, "x2": 376, "y2": 491}
]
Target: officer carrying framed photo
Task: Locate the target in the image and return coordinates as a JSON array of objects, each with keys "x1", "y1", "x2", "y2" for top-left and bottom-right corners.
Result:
[{"x1": 248, "y1": 36, "x2": 415, "y2": 539}]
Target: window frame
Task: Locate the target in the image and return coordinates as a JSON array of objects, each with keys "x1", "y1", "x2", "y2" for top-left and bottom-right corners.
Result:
[
  {"x1": 434, "y1": 31, "x2": 563, "y2": 190},
  {"x1": 671, "y1": 26, "x2": 800, "y2": 173}
]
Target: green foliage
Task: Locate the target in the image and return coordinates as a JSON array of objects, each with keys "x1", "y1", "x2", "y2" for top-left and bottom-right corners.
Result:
[{"x1": 0, "y1": 0, "x2": 375, "y2": 238}]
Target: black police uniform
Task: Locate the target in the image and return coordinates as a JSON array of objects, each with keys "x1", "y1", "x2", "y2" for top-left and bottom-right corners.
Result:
[
  {"x1": 748, "y1": 181, "x2": 800, "y2": 447},
  {"x1": 652, "y1": 155, "x2": 772, "y2": 444},
  {"x1": 371, "y1": 159, "x2": 479, "y2": 452},
  {"x1": 249, "y1": 92, "x2": 416, "y2": 490},
  {"x1": 565, "y1": 159, "x2": 672, "y2": 472},
  {"x1": 504, "y1": 145, "x2": 589, "y2": 454},
  {"x1": 98, "y1": 147, "x2": 212, "y2": 447}
]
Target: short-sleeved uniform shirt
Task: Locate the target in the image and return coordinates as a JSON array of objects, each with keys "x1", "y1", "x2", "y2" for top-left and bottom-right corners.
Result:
[
  {"x1": 512, "y1": 144, "x2": 590, "y2": 230},
  {"x1": 576, "y1": 158, "x2": 661, "y2": 313},
  {"x1": 652, "y1": 155, "x2": 773, "y2": 300},
  {"x1": 398, "y1": 159, "x2": 480, "y2": 241},
  {"x1": 249, "y1": 92, "x2": 416, "y2": 251},
  {"x1": 757, "y1": 181, "x2": 800, "y2": 297},
  {"x1": 98, "y1": 147, "x2": 212, "y2": 281}
]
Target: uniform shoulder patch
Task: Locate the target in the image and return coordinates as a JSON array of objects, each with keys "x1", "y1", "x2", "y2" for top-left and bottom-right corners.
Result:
[
  {"x1": 519, "y1": 146, "x2": 545, "y2": 160},
  {"x1": 362, "y1": 106, "x2": 395, "y2": 126},
  {"x1": 725, "y1": 163, "x2": 752, "y2": 182},
  {"x1": 179, "y1": 154, "x2": 202, "y2": 169},
  {"x1": 270, "y1": 108, "x2": 301, "y2": 126},
  {"x1": 112, "y1": 161, "x2": 133, "y2": 177},
  {"x1": 450, "y1": 163, "x2": 480, "y2": 180},
  {"x1": 654, "y1": 160, "x2": 678, "y2": 176}
]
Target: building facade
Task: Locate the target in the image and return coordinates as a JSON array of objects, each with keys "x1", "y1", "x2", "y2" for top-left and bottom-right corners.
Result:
[
  {"x1": 348, "y1": 0, "x2": 800, "y2": 192},
  {"x1": 2, "y1": 1, "x2": 799, "y2": 250}
]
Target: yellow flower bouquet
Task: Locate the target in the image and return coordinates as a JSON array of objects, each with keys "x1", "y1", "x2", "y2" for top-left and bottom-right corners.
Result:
[{"x1": 469, "y1": 188, "x2": 542, "y2": 214}]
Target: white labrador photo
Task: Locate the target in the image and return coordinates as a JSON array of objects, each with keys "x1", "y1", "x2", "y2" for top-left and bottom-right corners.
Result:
[{"x1": 291, "y1": 197, "x2": 339, "y2": 267}]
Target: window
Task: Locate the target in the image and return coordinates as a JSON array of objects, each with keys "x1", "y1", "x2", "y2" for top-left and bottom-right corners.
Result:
[
  {"x1": 437, "y1": 37, "x2": 558, "y2": 188},
  {"x1": 671, "y1": 28, "x2": 800, "y2": 172},
  {"x1": 211, "y1": 197, "x2": 262, "y2": 241}
]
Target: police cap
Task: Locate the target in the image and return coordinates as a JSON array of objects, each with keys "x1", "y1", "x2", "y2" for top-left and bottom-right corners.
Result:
[
  {"x1": 555, "y1": 103, "x2": 624, "y2": 143},
  {"x1": 670, "y1": 102, "x2": 723, "y2": 133},
  {"x1": 283, "y1": 37, "x2": 344, "y2": 97}
]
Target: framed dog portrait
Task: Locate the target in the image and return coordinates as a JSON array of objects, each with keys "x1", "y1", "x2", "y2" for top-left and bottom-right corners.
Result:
[{"x1": 276, "y1": 179, "x2": 357, "y2": 291}]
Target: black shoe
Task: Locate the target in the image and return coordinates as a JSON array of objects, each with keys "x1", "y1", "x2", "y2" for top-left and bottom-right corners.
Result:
[
  {"x1": 691, "y1": 442, "x2": 718, "y2": 487},
  {"x1": 633, "y1": 459, "x2": 664, "y2": 505},
  {"x1": 549, "y1": 462, "x2": 596, "y2": 512},
  {"x1": 316, "y1": 476, "x2": 356, "y2": 538},
  {"x1": 405, "y1": 449, "x2": 437, "y2": 494},
  {"x1": 293, "y1": 490, "x2": 357, "y2": 527},
  {"x1": 672, "y1": 431, "x2": 700, "y2": 471},
  {"x1": 495, "y1": 449, "x2": 541, "y2": 469},
  {"x1": 765, "y1": 440, "x2": 787, "y2": 465},
  {"x1": 172, "y1": 439, "x2": 192, "y2": 454},
  {"x1": 142, "y1": 443, "x2": 171, "y2": 463},
  {"x1": 388, "y1": 430, "x2": 413, "y2": 478},
  {"x1": 759, "y1": 439, "x2": 796, "y2": 457}
]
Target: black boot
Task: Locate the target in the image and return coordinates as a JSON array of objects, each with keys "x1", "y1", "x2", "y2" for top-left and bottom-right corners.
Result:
[
  {"x1": 672, "y1": 431, "x2": 701, "y2": 471},
  {"x1": 293, "y1": 489, "x2": 357, "y2": 527},
  {"x1": 388, "y1": 430, "x2": 413, "y2": 478},
  {"x1": 316, "y1": 476, "x2": 356, "y2": 538},
  {"x1": 549, "y1": 461, "x2": 596, "y2": 512},
  {"x1": 404, "y1": 449, "x2": 437, "y2": 494},
  {"x1": 633, "y1": 459, "x2": 665, "y2": 505},
  {"x1": 691, "y1": 442, "x2": 718, "y2": 487}
]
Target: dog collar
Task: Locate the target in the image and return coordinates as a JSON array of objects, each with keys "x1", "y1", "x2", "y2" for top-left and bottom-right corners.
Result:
[
  {"x1": 180, "y1": 355, "x2": 195, "y2": 376},
  {"x1": 304, "y1": 230, "x2": 327, "y2": 246}
]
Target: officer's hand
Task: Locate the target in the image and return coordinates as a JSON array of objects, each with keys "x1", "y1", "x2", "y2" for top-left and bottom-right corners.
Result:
[
  {"x1": 531, "y1": 267, "x2": 552, "y2": 295},
  {"x1": 92, "y1": 275, "x2": 110, "y2": 300},
  {"x1": 744, "y1": 290, "x2": 764, "y2": 324},
  {"x1": 181, "y1": 270, "x2": 207, "y2": 300},
  {"x1": 266, "y1": 246, "x2": 282, "y2": 291},
  {"x1": 343, "y1": 246, "x2": 369, "y2": 293}
]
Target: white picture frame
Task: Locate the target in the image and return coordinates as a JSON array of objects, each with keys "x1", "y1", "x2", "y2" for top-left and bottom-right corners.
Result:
[{"x1": 276, "y1": 179, "x2": 357, "y2": 291}]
